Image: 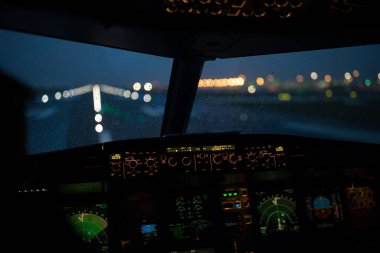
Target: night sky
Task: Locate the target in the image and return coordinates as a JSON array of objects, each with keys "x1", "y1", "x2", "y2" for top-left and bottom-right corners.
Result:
[
  {"x1": 1, "y1": 28, "x2": 380, "y2": 90},
  {"x1": 0, "y1": 28, "x2": 173, "y2": 89}
]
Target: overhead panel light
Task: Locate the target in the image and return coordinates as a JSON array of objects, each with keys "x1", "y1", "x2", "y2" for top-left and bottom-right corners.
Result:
[{"x1": 162, "y1": 0, "x2": 312, "y2": 19}]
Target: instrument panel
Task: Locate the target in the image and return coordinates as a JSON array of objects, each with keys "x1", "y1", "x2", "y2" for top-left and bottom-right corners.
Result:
[
  {"x1": 23, "y1": 134, "x2": 380, "y2": 253},
  {"x1": 108, "y1": 143, "x2": 287, "y2": 179}
]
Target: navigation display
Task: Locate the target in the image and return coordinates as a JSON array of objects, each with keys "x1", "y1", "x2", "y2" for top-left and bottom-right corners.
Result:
[
  {"x1": 256, "y1": 188, "x2": 299, "y2": 235},
  {"x1": 61, "y1": 203, "x2": 108, "y2": 253}
]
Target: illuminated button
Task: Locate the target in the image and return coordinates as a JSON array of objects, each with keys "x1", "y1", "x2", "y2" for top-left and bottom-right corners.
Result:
[{"x1": 275, "y1": 146, "x2": 284, "y2": 152}]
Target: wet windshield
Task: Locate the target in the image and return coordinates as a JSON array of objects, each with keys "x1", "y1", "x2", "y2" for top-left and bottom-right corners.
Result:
[
  {"x1": 0, "y1": 29, "x2": 173, "y2": 154},
  {"x1": 189, "y1": 44, "x2": 380, "y2": 144},
  {"x1": 1, "y1": 28, "x2": 380, "y2": 155}
]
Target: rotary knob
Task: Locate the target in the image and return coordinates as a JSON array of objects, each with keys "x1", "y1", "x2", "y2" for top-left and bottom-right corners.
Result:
[
  {"x1": 212, "y1": 154, "x2": 223, "y2": 164},
  {"x1": 182, "y1": 156, "x2": 192, "y2": 166},
  {"x1": 145, "y1": 157, "x2": 156, "y2": 168},
  {"x1": 168, "y1": 157, "x2": 178, "y2": 167},
  {"x1": 128, "y1": 159, "x2": 138, "y2": 169},
  {"x1": 110, "y1": 162, "x2": 122, "y2": 172},
  {"x1": 229, "y1": 153, "x2": 238, "y2": 164}
]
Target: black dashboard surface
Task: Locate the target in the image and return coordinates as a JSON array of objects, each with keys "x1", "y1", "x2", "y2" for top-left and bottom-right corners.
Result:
[{"x1": 21, "y1": 134, "x2": 380, "y2": 253}]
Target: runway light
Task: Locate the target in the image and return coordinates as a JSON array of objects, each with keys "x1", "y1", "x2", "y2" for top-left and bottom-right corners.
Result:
[
  {"x1": 55, "y1": 92, "x2": 62, "y2": 100},
  {"x1": 133, "y1": 82, "x2": 141, "y2": 91},
  {"x1": 95, "y1": 113, "x2": 102, "y2": 123},
  {"x1": 248, "y1": 85, "x2": 256, "y2": 94},
  {"x1": 124, "y1": 90, "x2": 131, "y2": 98},
  {"x1": 237, "y1": 76, "x2": 245, "y2": 86},
  {"x1": 68, "y1": 84, "x2": 93, "y2": 97},
  {"x1": 310, "y1": 72, "x2": 318, "y2": 80},
  {"x1": 95, "y1": 124, "x2": 103, "y2": 133},
  {"x1": 344, "y1": 72, "x2": 352, "y2": 80},
  {"x1": 144, "y1": 82, "x2": 153, "y2": 91},
  {"x1": 324, "y1": 74, "x2": 332, "y2": 83},
  {"x1": 41, "y1": 94, "x2": 49, "y2": 103},
  {"x1": 63, "y1": 90, "x2": 70, "y2": 98},
  {"x1": 256, "y1": 77, "x2": 265, "y2": 86},
  {"x1": 93, "y1": 84, "x2": 102, "y2": 112},
  {"x1": 131, "y1": 92, "x2": 139, "y2": 100},
  {"x1": 198, "y1": 75, "x2": 245, "y2": 88},
  {"x1": 143, "y1": 94, "x2": 152, "y2": 103},
  {"x1": 296, "y1": 74, "x2": 304, "y2": 83},
  {"x1": 101, "y1": 85, "x2": 125, "y2": 96}
]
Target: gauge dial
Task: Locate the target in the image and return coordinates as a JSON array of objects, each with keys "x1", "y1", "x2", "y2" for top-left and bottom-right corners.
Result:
[
  {"x1": 305, "y1": 188, "x2": 343, "y2": 229},
  {"x1": 313, "y1": 196, "x2": 332, "y2": 220},
  {"x1": 62, "y1": 204, "x2": 108, "y2": 252},
  {"x1": 257, "y1": 190, "x2": 299, "y2": 235}
]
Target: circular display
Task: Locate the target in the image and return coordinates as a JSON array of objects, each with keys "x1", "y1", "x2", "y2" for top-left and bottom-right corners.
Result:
[
  {"x1": 258, "y1": 194, "x2": 299, "y2": 235},
  {"x1": 64, "y1": 205, "x2": 108, "y2": 252},
  {"x1": 313, "y1": 196, "x2": 332, "y2": 220}
]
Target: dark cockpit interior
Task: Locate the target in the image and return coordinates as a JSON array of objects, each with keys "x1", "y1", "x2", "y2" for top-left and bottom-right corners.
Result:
[{"x1": 1, "y1": 1, "x2": 380, "y2": 252}]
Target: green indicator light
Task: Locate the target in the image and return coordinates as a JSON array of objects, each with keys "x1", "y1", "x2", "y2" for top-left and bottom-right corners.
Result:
[
  {"x1": 233, "y1": 192, "x2": 238, "y2": 196},
  {"x1": 223, "y1": 193, "x2": 227, "y2": 197},
  {"x1": 98, "y1": 204, "x2": 107, "y2": 209},
  {"x1": 228, "y1": 193, "x2": 232, "y2": 197}
]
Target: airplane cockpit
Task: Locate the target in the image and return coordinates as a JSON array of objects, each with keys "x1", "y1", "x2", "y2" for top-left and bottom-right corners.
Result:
[{"x1": 1, "y1": 1, "x2": 379, "y2": 252}]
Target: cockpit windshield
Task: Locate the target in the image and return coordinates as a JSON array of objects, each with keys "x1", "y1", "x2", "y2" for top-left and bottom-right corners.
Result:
[
  {"x1": 189, "y1": 44, "x2": 380, "y2": 144},
  {"x1": 1, "y1": 28, "x2": 380, "y2": 155},
  {"x1": 0, "y1": 28, "x2": 173, "y2": 154}
]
